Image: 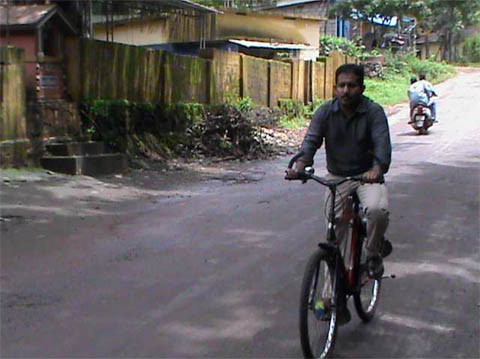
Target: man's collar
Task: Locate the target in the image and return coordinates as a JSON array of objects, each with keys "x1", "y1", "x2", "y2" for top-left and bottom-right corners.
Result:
[{"x1": 332, "y1": 96, "x2": 368, "y2": 114}]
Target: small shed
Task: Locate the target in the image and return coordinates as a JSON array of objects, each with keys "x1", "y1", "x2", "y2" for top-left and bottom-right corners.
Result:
[
  {"x1": 0, "y1": 4, "x2": 76, "y2": 100},
  {"x1": 148, "y1": 38, "x2": 318, "y2": 60}
]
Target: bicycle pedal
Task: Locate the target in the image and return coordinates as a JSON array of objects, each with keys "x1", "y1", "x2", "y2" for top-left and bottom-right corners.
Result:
[{"x1": 381, "y1": 274, "x2": 396, "y2": 279}]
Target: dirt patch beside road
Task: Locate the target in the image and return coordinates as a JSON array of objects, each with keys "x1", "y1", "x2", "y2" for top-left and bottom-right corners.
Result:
[{"x1": 1, "y1": 102, "x2": 405, "y2": 217}]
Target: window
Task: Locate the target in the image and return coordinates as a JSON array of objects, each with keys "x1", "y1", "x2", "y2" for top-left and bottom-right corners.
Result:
[{"x1": 42, "y1": 23, "x2": 57, "y2": 56}]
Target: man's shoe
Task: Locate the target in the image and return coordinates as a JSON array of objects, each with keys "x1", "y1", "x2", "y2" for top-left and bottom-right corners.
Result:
[
  {"x1": 367, "y1": 255, "x2": 384, "y2": 279},
  {"x1": 380, "y1": 238, "x2": 393, "y2": 258},
  {"x1": 336, "y1": 305, "x2": 351, "y2": 326}
]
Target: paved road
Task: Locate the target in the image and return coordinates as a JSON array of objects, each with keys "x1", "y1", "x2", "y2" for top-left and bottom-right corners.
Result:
[{"x1": 1, "y1": 69, "x2": 479, "y2": 358}]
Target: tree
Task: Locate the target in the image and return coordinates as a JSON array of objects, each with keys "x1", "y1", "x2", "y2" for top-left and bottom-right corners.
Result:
[
  {"x1": 330, "y1": 0, "x2": 480, "y2": 61},
  {"x1": 426, "y1": 0, "x2": 480, "y2": 61}
]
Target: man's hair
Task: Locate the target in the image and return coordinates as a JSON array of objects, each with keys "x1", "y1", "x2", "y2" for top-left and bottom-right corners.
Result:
[
  {"x1": 411, "y1": 76, "x2": 417, "y2": 84},
  {"x1": 335, "y1": 64, "x2": 365, "y2": 85},
  {"x1": 419, "y1": 73, "x2": 426, "y2": 80}
]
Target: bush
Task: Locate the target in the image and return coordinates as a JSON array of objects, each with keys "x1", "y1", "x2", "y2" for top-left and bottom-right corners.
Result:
[
  {"x1": 319, "y1": 36, "x2": 364, "y2": 57},
  {"x1": 80, "y1": 100, "x2": 277, "y2": 160}
]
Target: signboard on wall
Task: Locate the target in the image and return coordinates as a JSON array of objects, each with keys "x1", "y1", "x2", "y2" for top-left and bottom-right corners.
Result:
[{"x1": 39, "y1": 75, "x2": 59, "y2": 89}]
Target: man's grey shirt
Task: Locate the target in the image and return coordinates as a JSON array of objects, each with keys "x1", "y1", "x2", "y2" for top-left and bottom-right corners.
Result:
[{"x1": 300, "y1": 96, "x2": 392, "y2": 176}]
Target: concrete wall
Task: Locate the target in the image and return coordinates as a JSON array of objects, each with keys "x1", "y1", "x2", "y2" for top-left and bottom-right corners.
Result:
[
  {"x1": 164, "y1": 51, "x2": 210, "y2": 104},
  {"x1": 66, "y1": 38, "x2": 212, "y2": 105},
  {"x1": 242, "y1": 55, "x2": 269, "y2": 106},
  {"x1": 1, "y1": 47, "x2": 26, "y2": 141},
  {"x1": 0, "y1": 47, "x2": 28, "y2": 166},
  {"x1": 269, "y1": 60, "x2": 292, "y2": 107},
  {"x1": 1, "y1": 30, "x2": 38, "y2": 98},
  {"x1": 201, "y1": 49, "x2": 241, "y2": 103},
  {"x1": 66, "y1": 40, "x2": 351, "y2": 107}
]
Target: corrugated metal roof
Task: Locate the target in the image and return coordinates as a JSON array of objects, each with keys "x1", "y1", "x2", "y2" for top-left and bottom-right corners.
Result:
[
  {"x1": 172, "y1": 0, "x2": 220, "y2": 13},
  {"x1": 114, "y1": 0, "x2": 220, "y2": 14},
  {"x1": 229, "y1": 39, "x2": 316, "y2": 50},
  {"x1": 260, "y1": 0, "x2": 326, "y2": 10},
  {"x1": 0, "y1": 4, "x2": 55, "y2": 26}
]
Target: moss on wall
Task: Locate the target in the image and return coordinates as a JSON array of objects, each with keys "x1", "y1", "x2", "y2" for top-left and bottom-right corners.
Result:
[
  {"x1": 242, "y1": 55, "x2": 269, "y2": 107},
  {"x1": 270, "y1": 61, "x2": 292, "y2": 107},
  {"x1": 67, "y1": 39, "x2": 347, "y2": 111}
]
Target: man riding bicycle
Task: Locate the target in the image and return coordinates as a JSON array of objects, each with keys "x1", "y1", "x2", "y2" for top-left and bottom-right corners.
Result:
[{"x1": 286, "y1": 63, "x2": 392, "y2": 324}]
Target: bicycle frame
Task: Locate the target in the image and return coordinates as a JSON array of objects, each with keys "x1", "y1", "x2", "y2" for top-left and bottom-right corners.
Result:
[
  {"x1": 286, "y1": 151, "x2": 380, "y2": 311},
  {"x1": 320, "y1": 189, "x2": 366, "y2": 309}
]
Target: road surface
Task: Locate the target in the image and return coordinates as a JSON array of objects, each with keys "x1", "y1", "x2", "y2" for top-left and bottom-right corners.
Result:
[{"x1": 1, "y1": 68, "x2": 479, "y2": 358}]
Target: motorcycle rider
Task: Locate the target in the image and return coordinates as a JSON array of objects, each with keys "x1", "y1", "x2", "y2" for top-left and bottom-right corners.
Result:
[{"x1": 408, "y1": 73, "x2": 438, "y2": 123}]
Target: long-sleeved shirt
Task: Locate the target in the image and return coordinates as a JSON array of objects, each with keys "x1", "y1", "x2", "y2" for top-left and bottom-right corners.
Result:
[
  {"x1": 408, "y1": 80, "x2": 437, "y2": 107},
  {"x1": 300, "y1": 96, "x2": 392, "y2": 176}
]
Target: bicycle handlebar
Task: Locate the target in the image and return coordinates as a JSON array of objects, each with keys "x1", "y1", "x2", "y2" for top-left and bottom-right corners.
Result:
[{"x1": 285, "y1": 151, "x2": 384, "y2": 186}]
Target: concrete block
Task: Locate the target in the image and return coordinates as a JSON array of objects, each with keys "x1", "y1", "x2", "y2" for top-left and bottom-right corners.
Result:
[
  {"x1": 41, "y1": 153, "x2": 127, "y2": 176},
  {"x1": 46, "y1": 142, "x2": 106, "y2": 156}
]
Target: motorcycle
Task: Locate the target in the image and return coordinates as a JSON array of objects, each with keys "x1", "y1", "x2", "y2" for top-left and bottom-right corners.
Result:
[{"x1": 410, "y1": 104, "x2": 433, "y2": 135}]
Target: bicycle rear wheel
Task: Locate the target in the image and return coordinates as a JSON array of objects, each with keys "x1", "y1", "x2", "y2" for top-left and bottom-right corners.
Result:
[
  {"x1": 353, "y1": 241, "x2": 382, "y2": 322},
  {"x1": 299, "y1": 248, "x2": 337, "y2": 358}
]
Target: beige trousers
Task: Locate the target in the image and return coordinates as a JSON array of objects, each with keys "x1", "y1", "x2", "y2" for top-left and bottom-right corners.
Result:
[{"x1": 324, "y1": 174, "x2": 389, "y2": 255}]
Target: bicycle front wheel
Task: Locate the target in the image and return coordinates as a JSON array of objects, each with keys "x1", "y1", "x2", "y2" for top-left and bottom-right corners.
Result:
[
  {"x1": 353, "y1": 243, "x2": 382, "y2": 322},
  {"x1": 299, "y1": 248, "x2": 337, "y2": 358}
]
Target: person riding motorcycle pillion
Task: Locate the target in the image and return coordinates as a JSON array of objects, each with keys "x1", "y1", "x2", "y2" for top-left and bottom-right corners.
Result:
[{"x1": 408, "y1": 73, "x2": 438, "y2": 123}]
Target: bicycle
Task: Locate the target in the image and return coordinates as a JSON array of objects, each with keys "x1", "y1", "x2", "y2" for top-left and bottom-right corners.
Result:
[{"x1": 285, "y1": 152, "x2": 393, "y2": 358}]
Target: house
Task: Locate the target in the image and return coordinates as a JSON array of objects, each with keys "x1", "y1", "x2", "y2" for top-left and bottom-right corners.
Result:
[
  {"x1": 93, "y1": 0, "x2": 219, "y2": 45},
  {"x1": 0, "y1": 4, "x2": 76, "y2": 100},
  {"x1": 416, "y1": 24, "x2": 480, "y2": 61},
  {"x1": 254, "y1": 0, "x2": 347, "y2": 38},
  {"x1": 91, "y1": 0, "x2": 325, "y2": 60}
]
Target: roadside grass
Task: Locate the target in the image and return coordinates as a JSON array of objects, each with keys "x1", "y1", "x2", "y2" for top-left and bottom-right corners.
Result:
[
  {"x1": 278, "y1": 115, "x2": 309, "y2": 129},
  {"x1": 364, "y1": 74, "x2": 410, "y2": 106},
  {"x1": 1, "y1": 167, "x2": 48, "y2": 179},
  {"x1": 363, "y1": 71, "x2": 458, "y2": 106}
]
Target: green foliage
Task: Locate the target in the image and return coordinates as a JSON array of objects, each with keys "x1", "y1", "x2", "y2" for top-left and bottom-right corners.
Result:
[
  {"x1": 364, "y1": 75, "x2": 410, "y2": 106},
  {"x1": 319, "y1": 36, "x2": 364, "y2": 57},
  {"x1": 278, "y1": 99, "x2": 305, "y2": 119},
  {"x1": 79, "y1": 99, "x2": 275, "y2": 160},
  {"x1": 80, "y1": 100, "x2": 206, "y2": 156},
  {"x1": 277, "y1": 98, "x2": 324, "y2": 129},
  {"x1": 235, "y1": 97, "x2": 254, "y2": 113},
  {"x1": 330, "y1": 0, "x2": 432, "y2": 27},
  {"x1": 364, "y1": 51, "x2": 456, "y2": 105},
  {"x1": 463, "y1": 36, "x2": 480, "y2": 63}
]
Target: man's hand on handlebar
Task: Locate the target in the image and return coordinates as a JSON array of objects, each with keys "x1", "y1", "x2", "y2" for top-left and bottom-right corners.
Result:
[
  {"x1": 362, "y1": 164, "x2": 383, "y2": 183},
  {"x1": 285, "y1": 160, "x2": 308, "y2": 180}
]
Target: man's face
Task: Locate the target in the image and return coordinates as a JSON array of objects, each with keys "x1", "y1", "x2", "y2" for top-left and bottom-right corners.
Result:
[{"x1": 335, "y1": 72, "x2": 365, "y2": 109}]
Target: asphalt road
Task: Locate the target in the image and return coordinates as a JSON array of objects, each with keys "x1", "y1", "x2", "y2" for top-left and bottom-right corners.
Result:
[{"x1": 1, "y1": 69, "x2": 479, "y2": 358}]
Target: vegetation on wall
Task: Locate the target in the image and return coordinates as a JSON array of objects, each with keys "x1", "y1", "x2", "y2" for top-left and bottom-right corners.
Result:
[{"x1": 462, "y1": 36, "x2": 480, "y2": 63}]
